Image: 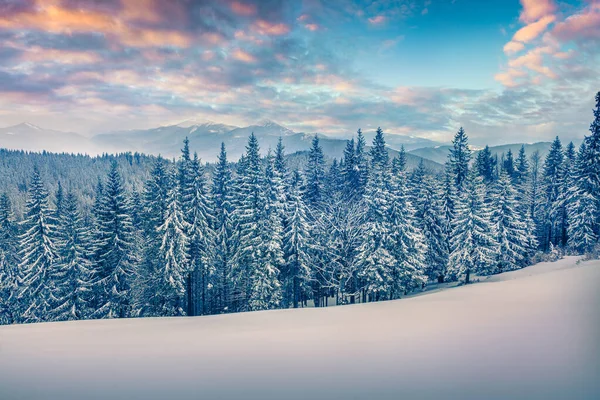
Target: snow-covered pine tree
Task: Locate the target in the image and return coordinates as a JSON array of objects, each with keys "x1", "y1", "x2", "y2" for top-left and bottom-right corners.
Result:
[
  {"x1": 448, "y1": 171, "x2": 497, "y2": 283},
  {"x1": 357, "y1": 128, "x2": 394, "y2": 301},
  {"x1": 211, "y1": 142, "x2": 233, "y2": 313},
  {"x1": 514, "y1": 145, "x2": 529, "y2": 187},
  {"x1": 475, "y1": 145, "x2": 494, "y2": 184},
  {"x1": 230, "y1": 133, "x2": 265, "y2": 312},
  {"x1": 342, "y1": 138, "x2": 358, "y2": 199},
  {"x1": 0, "y1": 194, "x2": 20, "y2": 325},
  {"x1": 418, "y1": 178, "x2": 449, "y2": 283},
  {"x1": 133, "y1": 157, "x2": 171, "y2": 316},
  {"x1": 567, "y1": 141, "x2": 598, "y2": 253},
  {"x1": 491, "y1": 172, "x2": 529, "y2": 272},
  {"x1": 17, "y1": 166, "x2": 59, "y2": 323},
  {"x1": 541, "y1": 137, "x2": 565, "y2": 250},
  {"x1": 502, "y1": 149, "x2": 515, "y2": 178},
  {"x1": 185, "y1": 153, "x2": 215, "y2": 316},
  {"x1": 528, "y1": 150, "x2": 544, "y2": 247},
  {"x1": 304, "y1": 134, "x2": 326, "y2": 207},
  {"x1": 154, "y1": 177, "x2": 190, "y2": 316},
  {"x1": 54, "y1": 180, "x2": 65, "y2": 221},
  {"x1": 578, "y1": 91, "x2": 600, "y2": 241},
  {"x1": 249, "y1": 153, "x2": 284, "y2": 311},
  {"x1": 282, "y1": 176, "x2": 313, "y2": 308},
  {"x1": 355, "y1": 129, "x2": 369, "y2": 197},
  {"x1": 90, "y1": 161, "x2": 137, "y2": 319},
  {"x1": 48, "y1": 192, "x2": 92, "y2": 321},
  {"x1": 387, "y1": 169, "x2": 426, "y2": 298},
  {"x1": 448, "y1": 127, "x2": 471, "y2": 191}
]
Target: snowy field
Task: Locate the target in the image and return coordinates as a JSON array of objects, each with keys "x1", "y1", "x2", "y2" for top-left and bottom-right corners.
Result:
[{"x1": 0, "y1": 257, "x2": 599, "y2": 400}]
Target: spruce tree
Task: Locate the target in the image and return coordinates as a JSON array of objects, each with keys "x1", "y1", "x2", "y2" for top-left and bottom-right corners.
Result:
[
  {"x1": 387, "y1": 170, "x2": 426, "y2": 297},
  {"x1": 304, "y1": 134, "x2": 326, "y2": 207},
  {"x1": 0, "y1": 194, "x2": 19, "y2": 325},
  {"x1": 491, "y1": 172, "x2": 529, "y2": 272},
  {"x1": 475, "y1": 145, "x2": 494, "y2": 184},
  {"x1": 448, "y1": 127, "x2": 471, "y2": 191},
  {"x1": 48, "y1": 192, "x2": 92, "y2": 321},
  {"x1": 17, "y1": 166, "x2": 59, "y2": 323},
  {"x1": 448, "y1": 171, "x2": 497, "y2": 283},
  {"x1": 283, "y1": 178, "x2": 313, "y2": 308},
  {"x1": 212, "y1": 143, "x2": 233, "y2": 313},
  {"x1": 567, "y1": 142, "x2": 598, "y2": 253},
  {"x1": 231, "y1": 133, "x2": 265, "y2": 311},
  {"x1": 418, "y1": 179, "x2": 449, "y2": 283},
  {"x1": 155, "y1": 180, "x2": 190, "y2": 316},
  {"x1": 542, "y1": 137, "x2": 565, "y2": 250},
  {"x1": 90, "y1": 161, "x2": 136, "y2": 319},
  {"x1": 185, "y1": 154, "x2": 214, "y2": 316}
]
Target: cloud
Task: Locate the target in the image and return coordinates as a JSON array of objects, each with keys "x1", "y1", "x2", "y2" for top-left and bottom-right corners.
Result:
[
  {"x1": 251, "y1": 20, "x2": 290, "y2": 35},
  {"x1": 368, "y1": 15, "x2": 386, "y2": 24},
  {"x1": 230, "y1": 1, "x2": 257, "y2": 16},
  {"x1": 519, "y1": 0, "x2": 556, "y2": 24},
  {"x1": 552, "y1": 2, "x2": 600, "y2": 42},
  {"x1": 231, "y1": 49, "x2": 257, "y2": 63},
  {"x1": 503, "y1": 41, "x2": 525, "y2": 54},
  {"x1": 512, "y1": 15, "x2": 555, "y2": 43}
]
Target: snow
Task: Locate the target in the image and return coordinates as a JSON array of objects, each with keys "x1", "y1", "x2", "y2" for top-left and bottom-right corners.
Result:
[{"x1": 1, "y1": 257, "x2": 598, "y2": 400}]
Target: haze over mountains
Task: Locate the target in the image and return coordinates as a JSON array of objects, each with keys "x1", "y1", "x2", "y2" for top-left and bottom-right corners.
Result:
[{"x1": 0, "y1": 119, "x2": 574, "y2": 170}]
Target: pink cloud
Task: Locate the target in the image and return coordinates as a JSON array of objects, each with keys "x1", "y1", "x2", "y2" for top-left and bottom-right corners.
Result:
[
  {"x1": 230, "y1": 1, "x2": 257, "y2": 16},
  {"x1": 252, "y1": 20, "x2": 290, "y2": 36},
  {"x1": 368, "y1": 15, "x2": 386, "y2": 25},
  {"x1": 231, "y1": 49, "x2": 257, "y2": 63},
  {"x1": 513, "y1": 15, "x2": 555, "y2": 42},
  {"x1": 503, "y1": 41, "x2": 525, "y2": 54},
  {"x1": 519, "y1": 0, "x2": 556, "y2": 24},
  {"x1": 304, "y1": 23, "x2": 320, "y2": 31},
  {"x1": 553, "y1": 2, "x2": 600, "y2": 41}
]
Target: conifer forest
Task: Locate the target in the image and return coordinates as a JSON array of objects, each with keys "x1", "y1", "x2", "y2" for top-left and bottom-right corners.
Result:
[{"x1": 1, "y1": 93, "x2": 599, "y2": 326}]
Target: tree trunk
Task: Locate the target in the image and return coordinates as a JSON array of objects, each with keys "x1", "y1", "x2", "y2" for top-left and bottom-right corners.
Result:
[{"x1": 465, "y1": 268, "x2": 471, "y2": 285}]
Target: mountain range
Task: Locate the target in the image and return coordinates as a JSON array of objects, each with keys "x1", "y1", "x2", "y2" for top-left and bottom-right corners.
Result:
[{"x1": 1, "y1": 120, "x2": 576, "y2": 172}]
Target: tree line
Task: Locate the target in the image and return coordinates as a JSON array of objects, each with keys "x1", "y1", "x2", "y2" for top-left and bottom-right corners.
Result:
[{"x1": 0, "y1": 92, "x2": 599, "y2": 325}]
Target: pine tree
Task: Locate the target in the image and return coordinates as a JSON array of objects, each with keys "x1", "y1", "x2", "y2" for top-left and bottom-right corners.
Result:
[
  {"x1": 514, "y1": 145, "x2": 529, "y2": 187},
  {"x1": 90, "y1": 161, "x2": 136, "y2": 319},
  {"x1": 282, "y1": 179, "x2": 313, "y2": 308},
  {"x1": 502, "y1": 149, "x2": 515, "y2": 178},
  {"x1": 370, "y1": 127, "x2": 389, "y2": 172},
  {"x1": 387, "y1": 170, "x2": 426, "y2": 297},
  {"x1": 567, "y1": 142, "x2": 598, "y2": 253},
  {"x1": 17, "y1": 166, "x2": 59, "y2": 323},
  {"x1": 448, "y1": 127, "x2": 471, "y2": 191},
  {"x1": 578, "y1": 91, "x2": 600, "y2": 240},
  {"x1": 475, "y1": 145, "x2": 494, "y2": 184},
  {"x1": 212, "y1": 143, "x2": 233, "y2": 313},
  {"x1": 54, "y1": 180, "x2": 65, "y2": 220},
  {"x1": 305, "y1": 134, "x2": 326, "y2": 207},
  {"x1": 0, "y1": 194, "x2": 20, "y2": 324},
  {"x1": 185, "y1": 154, "x2": 215, "y2": 316},
  {"x1": 355, "y1": 129, "x2": 369, "y2": 197},
  {"x1": 231, "y1": 133, "x2": 265, "y2": 312},
  {"x1": 491, "y1": 172, "x2": 529, "y2": 272},
  {"x1": 448, "y1": 171, "x2": 497, "y2": 283},
  {"x1": 48, "y1": 192, "x2": 92, "y2": 321},
  {"x1": 155, "y1": 180, "x2": 190, "y2": 316},
  {"x1": 342, "y1": 138, "x2": 357, "y2": 199},
  {"x1": 358, "y1": 132, "x2": 393, "y2": 300},
  {"x1": 542, "y1": 137, "x2": 565, "y2": 250},
  {"x1": 418, "y1": 179, "x2": 449, "y2": 283}
]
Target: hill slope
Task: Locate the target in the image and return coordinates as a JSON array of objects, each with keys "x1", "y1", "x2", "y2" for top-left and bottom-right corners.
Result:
[{"x1": 1, "y1": 257, "x2": 598, "y2": 400}]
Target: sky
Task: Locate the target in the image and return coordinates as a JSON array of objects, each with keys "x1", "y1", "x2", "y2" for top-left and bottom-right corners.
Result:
[{"x1": 0, "y1": 0, "x2": 598, "y2": 145}]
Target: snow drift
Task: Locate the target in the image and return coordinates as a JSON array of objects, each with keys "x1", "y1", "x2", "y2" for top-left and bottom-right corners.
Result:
[{"x1": 0, "y1": 257, "x2": 598, "y2": 400}]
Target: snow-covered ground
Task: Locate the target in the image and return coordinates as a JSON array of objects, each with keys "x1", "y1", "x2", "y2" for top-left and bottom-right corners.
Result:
[{"x1": 1, "y1": 257, "x2": 599, "y2": 400}]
